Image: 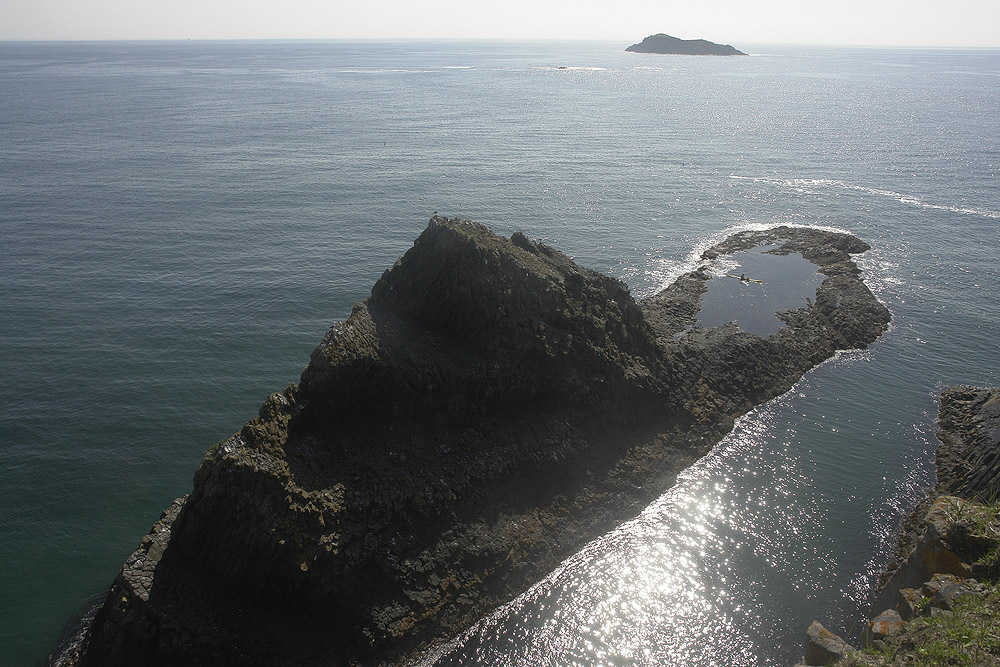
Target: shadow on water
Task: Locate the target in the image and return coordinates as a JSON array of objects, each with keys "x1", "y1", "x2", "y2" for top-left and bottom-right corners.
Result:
[{"x1": 697, "y1": 246, "x2": 825, "y2": 336}]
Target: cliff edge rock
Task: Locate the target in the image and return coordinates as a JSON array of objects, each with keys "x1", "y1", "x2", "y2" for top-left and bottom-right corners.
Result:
[{"x1": 63, "y1": 218, "x2": 888, "y2": 666}]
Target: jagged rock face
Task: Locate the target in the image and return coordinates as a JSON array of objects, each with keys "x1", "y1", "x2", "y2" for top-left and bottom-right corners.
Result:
[
  {"x1": 937, "y1": 386, "x2": 1000, "y2": 500},
  {"x1": 150, "y1": 218, "x2": 683, "y2": 662},
  {"x1": 300, "y1": 216, "x2": 667, "y2": 423},
  {"x1": 822, "y1": 385, "x2": 1000, "y2": 665},
  {"x1": 68, "y1": 219, "x2": 890, "y2": 667}
]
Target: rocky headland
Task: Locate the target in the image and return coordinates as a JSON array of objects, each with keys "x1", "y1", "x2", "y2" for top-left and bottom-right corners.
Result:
[
  {"x1": 55, "y1": 218, "x2": 889, "y2": 666},
  {"x1": 799, "y1": 386, "x2": 1000, "y2": 666},
  {"x1": 625, "y1": 33, "x2": 747, "y2": 56}
]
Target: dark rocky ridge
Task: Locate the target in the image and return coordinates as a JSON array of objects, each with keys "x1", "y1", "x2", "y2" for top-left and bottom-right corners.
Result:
[
  {"x1": 625, "y1": 33, "x2": 747, "y2": 56},
  {"x1": 61, "y1": 218, "x2": 889, "y2": 666},
  {"x1": 935, "y1": 386, "x2": 1000, "y2": 501}
]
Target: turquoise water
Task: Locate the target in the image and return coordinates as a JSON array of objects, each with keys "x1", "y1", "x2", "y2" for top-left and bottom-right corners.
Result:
[{"x1": 1, "y1": 41, "x2": 998, "y2": 665}]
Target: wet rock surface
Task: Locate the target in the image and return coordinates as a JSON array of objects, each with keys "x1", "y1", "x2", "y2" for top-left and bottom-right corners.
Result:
[{"x1": 59, "y1": 218, "x2": 889, "y2": 666}]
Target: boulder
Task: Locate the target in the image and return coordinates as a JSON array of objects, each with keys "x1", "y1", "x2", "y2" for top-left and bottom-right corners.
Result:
[
  {"x1": 896, "y1": 587, "x2": 925, "y2": 621},
  {"x1": 803, "y1": 621, "x2": 855, "y2": 665},
  {"x1": 868, "y1": 608, "x2": 905, "y2": 640}
]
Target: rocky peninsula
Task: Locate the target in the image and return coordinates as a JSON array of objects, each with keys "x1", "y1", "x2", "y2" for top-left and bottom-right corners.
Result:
[
  {"x1": 625, "y1": 33, "x2": 747, "y2": 56},
  {"x1": 55, "y1": 218, "x2": 889, "y2": 666}
]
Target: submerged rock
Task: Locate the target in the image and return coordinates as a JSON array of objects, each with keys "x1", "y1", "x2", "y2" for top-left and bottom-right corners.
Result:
[{"x1": 62, "y1": 217, "x2": 889, "y2": 666}]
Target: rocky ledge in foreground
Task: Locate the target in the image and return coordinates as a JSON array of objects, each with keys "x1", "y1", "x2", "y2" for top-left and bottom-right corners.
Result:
[
  {"x1": 625, "y1": 33, "x2": 747, "y2": 56},
  {"x1": 60, "y1": 218, "x2": 888, "y2": 666}
]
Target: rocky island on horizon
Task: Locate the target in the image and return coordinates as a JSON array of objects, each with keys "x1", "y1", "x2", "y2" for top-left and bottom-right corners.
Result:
[
  {"x1": 54, "y1": 217, "x2": 889, "y2": 666},
  {"x1": 625, "y1": 33, "x2": 747, "y2": 56}
]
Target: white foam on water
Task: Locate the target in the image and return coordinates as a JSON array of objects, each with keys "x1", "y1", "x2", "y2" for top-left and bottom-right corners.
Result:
[
  {"x1": 646, "y1": 221, "x2": 850, "y2": 296},
  {"x1": 731, "y1": 175, "x2": 1000, "y2": 220}
]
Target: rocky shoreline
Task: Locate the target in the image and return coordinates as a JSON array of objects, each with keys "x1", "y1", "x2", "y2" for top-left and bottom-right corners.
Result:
[
  {"x1": 53, "y1": 217, "x2": 889, "y2": 666},
  {"x1": 798, "y1": 386, "x2": 1000, "y2": 665}
]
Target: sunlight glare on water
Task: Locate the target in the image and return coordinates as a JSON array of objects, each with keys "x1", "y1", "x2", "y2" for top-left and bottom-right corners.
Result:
[{"x1": 426, "y1": 396, "x2": 840, "y2": 666}]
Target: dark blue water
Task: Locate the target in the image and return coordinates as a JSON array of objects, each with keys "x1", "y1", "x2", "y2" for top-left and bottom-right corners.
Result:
[{"x1": 1, "y1": 40, "x2": 999, "y2": 666}]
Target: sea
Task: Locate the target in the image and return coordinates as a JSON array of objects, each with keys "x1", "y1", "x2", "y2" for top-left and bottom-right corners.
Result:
[{"x1": 1, "y1": 39, "x2": 998, "y2": 666}]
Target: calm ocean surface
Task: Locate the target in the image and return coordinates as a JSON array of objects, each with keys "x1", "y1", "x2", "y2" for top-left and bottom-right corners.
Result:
[{"x1": 1, "y1": 40, "x2": 998, "y2": 666}]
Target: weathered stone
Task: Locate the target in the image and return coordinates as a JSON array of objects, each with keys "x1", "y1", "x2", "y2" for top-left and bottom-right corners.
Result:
[
  {"x1": 870, "y1": 496, "x2": 971, "y2": 614},
  {"x1": 869, "y1": 608, "x2": 905, "y2": 640},
  {"x1": 896, "y1": 587, "x2": 925, "y2": 620},
  {"x1": 921, "y1": 572, "x2": 962, "y2": 598},
  {"x1": 932, "y1": 580, "x2": 974, "y2": 610},
  {"x1": 922, "y1": 499, "x2": 973, "y2": 577},
  {"x1": 937, "y1": 386, "x2": 1000, "y2": 501},
  {"x1": 804, "y1": 621, "x2": 855, "y2": 665}
]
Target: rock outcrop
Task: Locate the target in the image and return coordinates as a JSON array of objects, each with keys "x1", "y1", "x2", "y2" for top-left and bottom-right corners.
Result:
[
  {"x1": 936, "y1": 386, "x2": 1000, "y2": 501},
  {"x1": 625, "y1": 33, "x2": 747, "y2": 56},
  {"x1": 799, "y1": 494, "x2": 999, "y2": 665},
  {"x1": 870, "y1": 386, "x2": 1000, "y2": 614},
  {"x1": 61, "y1": 218, "x2": 888, "y2": 666}
]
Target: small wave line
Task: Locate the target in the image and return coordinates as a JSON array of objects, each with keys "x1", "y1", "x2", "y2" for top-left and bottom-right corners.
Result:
[{"x1": 730, "y1": 175, "x2": 1000, "y2": 220}]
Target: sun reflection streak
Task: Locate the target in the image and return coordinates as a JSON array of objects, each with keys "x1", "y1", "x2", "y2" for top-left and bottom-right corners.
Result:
[{"x1": 419, "y1": 389, "x2": 858, "y2": 667}]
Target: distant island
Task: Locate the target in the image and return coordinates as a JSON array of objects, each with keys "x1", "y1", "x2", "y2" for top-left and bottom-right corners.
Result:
[{"x1": 626, "y1": 33, "x2": 747, "y2": 56}]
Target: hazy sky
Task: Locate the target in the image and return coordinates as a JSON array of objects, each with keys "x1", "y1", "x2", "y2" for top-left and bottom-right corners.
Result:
[{"x1": 3, "y1": 0, "x2": 999, "y2": 47}]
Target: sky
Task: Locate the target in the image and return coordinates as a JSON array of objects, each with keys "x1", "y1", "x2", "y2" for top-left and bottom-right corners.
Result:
[{"x1": 2, "y1": 0, "x2": 999, "y2": 47}]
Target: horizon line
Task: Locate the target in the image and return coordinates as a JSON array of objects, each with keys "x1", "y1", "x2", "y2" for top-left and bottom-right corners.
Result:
[{"x1": 2, "y1": 36, "x2": 1000, "y2": 50}]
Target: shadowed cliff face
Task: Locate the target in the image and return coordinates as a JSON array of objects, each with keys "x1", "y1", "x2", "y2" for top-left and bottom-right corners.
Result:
[
  {"x1": 68, "y1": 218, "x2": 890, "y2": 667},
  {"x1": 301, "y1": 217, "x2": 669, "y2": 423},
  {"x1": 936, "y1": 387, "x2": 1000, "y2": 501}
]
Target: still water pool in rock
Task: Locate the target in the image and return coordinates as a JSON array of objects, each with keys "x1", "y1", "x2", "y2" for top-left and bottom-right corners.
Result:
[{"x1": 696, "y1": 246, "x2": 825, "y2": 336}]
